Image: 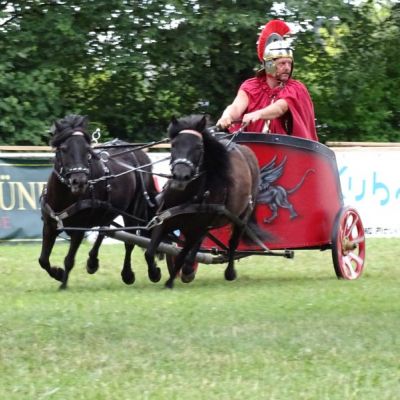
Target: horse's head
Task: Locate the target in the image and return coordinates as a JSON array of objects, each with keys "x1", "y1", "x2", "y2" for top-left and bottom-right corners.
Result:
[
  {"x1": 50, "y1": 115, "x2": 95, "y2": 195},
  {"x1": 167, "y1": 115, "x2": 208, "y2": 191}
]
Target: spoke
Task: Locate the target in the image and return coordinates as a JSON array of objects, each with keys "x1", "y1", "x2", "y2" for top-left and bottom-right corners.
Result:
[
  {"x1": 350, "y1": 235, "x2": 365, "y2": 245},
  {"x1": 343, "y1": 256, "x2": 357, "y2": 279},
  {"x1": 348, "y1": 251, "x2": 364, "y2": 268},
  {"x1": 344, "y1": 212, "x2": 359, "y2": 237}
]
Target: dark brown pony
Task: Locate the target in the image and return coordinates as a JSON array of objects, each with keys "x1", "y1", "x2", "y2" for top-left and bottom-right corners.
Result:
[
  {"x1": 145, "y1": 114, "x2": 266, "y2": 288},
  {"x1": 39, "y1": 114, "x2": 157, "y2": 289}
]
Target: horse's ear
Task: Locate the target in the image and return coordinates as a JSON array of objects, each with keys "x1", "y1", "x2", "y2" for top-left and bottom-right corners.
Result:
[
  {"x1": 198, "y1": 115, "x2": 207, "y2": 132},
  {"x1": 54, "y1": 120, "x2": 63, "y2": 134},
  {"x1": 79, "y1": 115, "x2": 89, "y2": 129},
  {"x1": 170, "y1": 116, "x2": 178, "y2": 125}
]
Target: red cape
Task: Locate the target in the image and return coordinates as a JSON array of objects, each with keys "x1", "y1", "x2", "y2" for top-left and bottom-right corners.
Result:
[{"x1": 233, "y1": 77, "x2": 318, "y2": 141}]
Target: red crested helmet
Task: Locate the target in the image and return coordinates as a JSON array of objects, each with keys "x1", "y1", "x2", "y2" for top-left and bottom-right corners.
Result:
[{"x1": 257, "y1": 20, "x2": 294, "y2": 76}]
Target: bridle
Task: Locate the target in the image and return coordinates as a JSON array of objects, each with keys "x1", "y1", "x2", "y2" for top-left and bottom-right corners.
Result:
[
  {"x1": 170, "y1": 129, "x2": 204, "y2": 181},
  {"x1": 53, "y1": 131, "x2": 92, "y2": 186}
]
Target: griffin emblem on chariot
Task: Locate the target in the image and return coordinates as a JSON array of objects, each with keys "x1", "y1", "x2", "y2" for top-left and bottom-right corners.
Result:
[{"x1": 257, "y1": 155, "x2": 315, "y2": 223}]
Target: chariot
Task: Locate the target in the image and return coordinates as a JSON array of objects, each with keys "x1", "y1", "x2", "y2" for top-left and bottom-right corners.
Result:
[
  {"x1": 111, "y1": 132, "x2": 366, "y2": 281},
  {"x1": 41, "y1": 114, "x2": 366, "y2": 289}
]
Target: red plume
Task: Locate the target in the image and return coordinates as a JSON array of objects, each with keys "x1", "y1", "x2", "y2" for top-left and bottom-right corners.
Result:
[{"x1": 257, "y1": 19, "x2": 291, "y2": 61}]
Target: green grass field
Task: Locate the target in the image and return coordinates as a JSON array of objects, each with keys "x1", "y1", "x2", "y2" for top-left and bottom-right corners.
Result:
[{"x1": 0, "y1": 238, "x2": 399, "y2": 399}]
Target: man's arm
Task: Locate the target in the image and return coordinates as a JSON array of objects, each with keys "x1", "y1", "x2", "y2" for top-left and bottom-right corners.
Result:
[
  {"x1": 242, "y1": 99, "x2": 288, "y2": 125},
  {"x1": 216, "y1": 90, "x2": 249, "y2": 129}
]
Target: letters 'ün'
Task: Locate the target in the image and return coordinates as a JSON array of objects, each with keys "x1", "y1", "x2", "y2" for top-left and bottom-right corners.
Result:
[{"x1": 0, "y1": 181, "x2": 46, "y2": 211}]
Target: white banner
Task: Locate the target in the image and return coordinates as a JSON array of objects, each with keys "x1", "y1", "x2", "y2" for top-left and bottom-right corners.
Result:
[
  {"x1": 150, "y1": 148, "x2": 400, "y2": 238},
  {"x1": 335, "y1": 148, "x2": 400, "y2": 237}
]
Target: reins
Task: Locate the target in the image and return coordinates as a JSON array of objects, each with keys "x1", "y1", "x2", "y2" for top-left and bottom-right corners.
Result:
[
  {"x1": 87, "y1": 156, "x2": 172, "y2": 185},
  {"x1": 93, "y1": 137, "x2": 170, "y2": 158}
]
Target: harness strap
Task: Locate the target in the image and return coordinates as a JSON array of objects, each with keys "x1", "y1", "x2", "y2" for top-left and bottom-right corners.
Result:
[
  {"x1": 147, "y1": 203, "x2": 270, "y2": 252},
  {"x1": 128, "y1": 150, "x2": 155, "y2": 209},
  {"x1": 41, "y1": 197, "x2": 147, "y2": 229},
  {"x1": 148, "y1": 203, "x2": 229, "y2": 229}
]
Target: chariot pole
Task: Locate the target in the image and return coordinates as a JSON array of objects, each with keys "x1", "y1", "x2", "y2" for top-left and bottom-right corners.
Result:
[{"x1": 107, "y1": 230, "x2": 224, "y2": 264}]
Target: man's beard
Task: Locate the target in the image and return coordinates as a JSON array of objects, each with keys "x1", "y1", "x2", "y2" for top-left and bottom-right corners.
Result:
[{"x1": 275, "y1": 71, "x2": 290, "y2": 82}]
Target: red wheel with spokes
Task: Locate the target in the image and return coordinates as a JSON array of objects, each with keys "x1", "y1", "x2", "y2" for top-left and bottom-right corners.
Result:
[{"x1": 331, "y1": 207, "x2": 366, "y2": 280}]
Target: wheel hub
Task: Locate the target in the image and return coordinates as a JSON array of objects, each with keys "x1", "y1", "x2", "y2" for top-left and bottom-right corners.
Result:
[{"x1": 342, "y1": 236, "x2": 357, "y2": 254}]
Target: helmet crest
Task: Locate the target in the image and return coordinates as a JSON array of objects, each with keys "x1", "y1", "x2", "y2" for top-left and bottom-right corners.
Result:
[{"x1": 257, "y1": 19, "x2": 291, "y2": 62}]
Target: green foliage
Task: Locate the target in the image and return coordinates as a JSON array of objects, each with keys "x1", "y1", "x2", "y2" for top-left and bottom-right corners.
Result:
[
  {"x1": 0, "y1": 0, "x2": 399, "y2": 144},
  {"x1": 0, "y1": 64, "x2": 63, "y2": 145},
  {"x1": 288, "y1": 0, "x2": 400, "y2": 142}
]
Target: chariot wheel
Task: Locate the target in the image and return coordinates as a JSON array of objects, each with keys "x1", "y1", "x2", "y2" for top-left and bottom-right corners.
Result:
[{"x1": 331, "y1": 206, "x2": 366, "y2": 280}]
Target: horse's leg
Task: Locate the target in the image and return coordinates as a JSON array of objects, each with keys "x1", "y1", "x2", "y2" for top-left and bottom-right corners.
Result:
[
  {"x1": 181, "y1": 237, "x2": 203, "y2": 283},
  {"x1": 224, "y1": 225, "x2": 242, "y2": 281},
  {"x1": 144, "y1": 226, "x2": 163, "y2": 283},
  {"x1": 165, "y1": 244, "x2": 193, "y2": 289},
  {"x1": 86, "y1": 233, "x2": 104, "y2": 274},
  {"x1": 120, "y1": 214, "x2": 140, "y2": 284},
  {"x1": 38, "y1": 222, "x2": 65, "y2": 282},
  {"x1": 121, "y1": 242, "x2": 135, "y2": 285},
  {"x1": 59, "y1": 231, "x2": 85, "y2": 290}
]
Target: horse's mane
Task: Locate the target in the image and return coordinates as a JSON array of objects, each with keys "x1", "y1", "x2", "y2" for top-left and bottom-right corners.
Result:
[
  {"x1": 50, "y1": 114, "x2": 92, "y2": 147},
  {"x1": 168, "y1": 114, "x2": 231, "y2": 187}
]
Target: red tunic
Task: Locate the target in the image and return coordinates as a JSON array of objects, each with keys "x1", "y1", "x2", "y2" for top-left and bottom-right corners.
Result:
[{"x1": 232, "y1": 76, "x2": 318, "y2": 141}]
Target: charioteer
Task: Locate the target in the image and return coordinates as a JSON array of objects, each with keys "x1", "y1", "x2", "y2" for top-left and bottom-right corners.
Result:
[{"x1": 216, "y1": 19, "x2": 318, "y2": 141}]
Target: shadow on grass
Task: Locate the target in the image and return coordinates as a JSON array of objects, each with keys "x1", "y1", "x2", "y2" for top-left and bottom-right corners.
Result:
[{"x1": 30, "y1": 272, "x2": 340, "y2": 295}]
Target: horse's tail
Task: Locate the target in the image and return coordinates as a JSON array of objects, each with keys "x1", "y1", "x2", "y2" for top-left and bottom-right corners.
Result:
[{"x1": 241, "y1": 209, "x2": 271, "y2": 246}]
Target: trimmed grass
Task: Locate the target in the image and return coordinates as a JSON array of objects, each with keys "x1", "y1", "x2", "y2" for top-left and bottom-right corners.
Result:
[{"x1": 0, "y1": 238, "x2": 399, "y2": 399}]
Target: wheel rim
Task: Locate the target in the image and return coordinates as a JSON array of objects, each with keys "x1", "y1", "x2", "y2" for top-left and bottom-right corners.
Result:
[{"x1": 333, "y1": 207, "x2": 366, "y2": 279}]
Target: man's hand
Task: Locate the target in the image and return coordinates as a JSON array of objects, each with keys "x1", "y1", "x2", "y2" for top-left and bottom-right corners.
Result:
[
  {"x1": 242, "y1": 100, "x2": 289, "y2": 125},
  {"x1": 242, "y1": 110, "x2": 264, "y2": 125},
  {"x1": 216, "y1": 114, "x2": 233, "y2": 130}
]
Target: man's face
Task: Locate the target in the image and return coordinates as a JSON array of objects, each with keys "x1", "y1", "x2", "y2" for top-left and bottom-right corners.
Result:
[{"x1": 274, "y1": 57, "x2": 292, "y2": 82}]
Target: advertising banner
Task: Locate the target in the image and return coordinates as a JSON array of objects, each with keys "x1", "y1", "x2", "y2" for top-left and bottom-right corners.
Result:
[
  {"x1": 0, "y1": 147, "x2": 399, "y2": 241},
  {"x1": 0, "y1": 157, "x2": 52, "y2": 241},
  {"x1": 335, "y1": 148, "x2": 400, "y2": 237}
]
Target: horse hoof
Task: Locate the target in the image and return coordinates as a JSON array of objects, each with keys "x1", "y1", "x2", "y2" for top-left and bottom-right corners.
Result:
[
  {"x1": 122, "y1": 271, "x2": 135, "y2": 285},
  {"x1": 165, "y1": 279, "x2": 174, "y2": 289},
  {"x1": 149, "y1": 267, "x2": 161, "y2": 283},
  {"x1": 86, "y1": 258, "x2": 99, "y2": 274},
  {"x1": 224, "y1": 269, "x2": 237, "y2": 281},
  {"x1": 50, "y1": 267, "x2": 65, "y2": 282},
  {"x1": 181, "y1": 271, "x2": 196, "y2": 283}
]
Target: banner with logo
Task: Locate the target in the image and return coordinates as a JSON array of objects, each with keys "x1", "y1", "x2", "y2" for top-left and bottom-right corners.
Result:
[
  {"x1": 0, "y1": 157, "x2": 52, "y2": 241},
  {"x1": 335, "y1": 149, "x2": 400, "y2": 237},
  {"x1": 1, "y1": 148, "x2": 399, "y2": 241}
]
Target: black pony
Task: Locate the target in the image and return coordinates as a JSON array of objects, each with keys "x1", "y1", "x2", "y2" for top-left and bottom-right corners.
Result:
[
  {"x1": 39, "y1": 114, "x2": 157, "y2": 289},
  {"x1": 145, "y1": 114, "x2": 267, "y2": 288}
]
